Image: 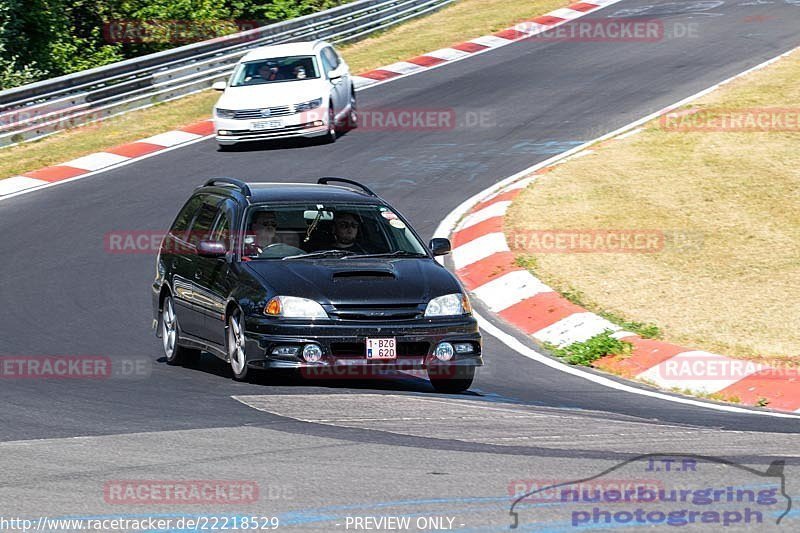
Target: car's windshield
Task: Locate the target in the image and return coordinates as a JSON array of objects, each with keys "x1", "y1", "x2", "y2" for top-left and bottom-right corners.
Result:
[
  {"x1": 241, "y1": 203, "x2": 428, "y2": 260},
  {"x1": 230, "y1": 56, "x2": 319, "y2": 87}
]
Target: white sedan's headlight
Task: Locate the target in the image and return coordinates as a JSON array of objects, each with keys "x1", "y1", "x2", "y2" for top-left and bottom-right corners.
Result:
[
  {"x1": 295, "y1": 98, "x2": 323, "y2": 112},
  {"x1": 265, "y1": 296, "x2": 327, "y2": 318},
  {"x1": 424, "y1": 293, "x2": 472, "y2": 317},
  {"x1": 215, "y1": 108, "x2": 236, "y2": 119}
]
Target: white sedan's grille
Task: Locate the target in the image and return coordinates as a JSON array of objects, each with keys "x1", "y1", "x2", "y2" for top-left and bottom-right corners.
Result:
[{"x1": 233, "y1": 106, "x2": 293, "y2": 119}]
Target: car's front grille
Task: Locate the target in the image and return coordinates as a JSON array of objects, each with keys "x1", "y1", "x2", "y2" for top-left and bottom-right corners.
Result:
[
  {"x1": 331, "y1": 342, "x2": 430, "y2": 359},
  {"x1": 328, "y1": 304, "x2": 424, "y2": 321},
  {"x1": 232, "y1": 105, "x2": 293, "y2": 119}
]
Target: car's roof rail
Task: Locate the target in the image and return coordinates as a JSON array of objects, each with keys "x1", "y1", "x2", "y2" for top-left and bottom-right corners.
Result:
[
  {"x1": 317, "y1": 177, "x2": 377, "y2": 197},
  {"x1": 204, "y1": 177, "x2": 251, "y2": 196}
]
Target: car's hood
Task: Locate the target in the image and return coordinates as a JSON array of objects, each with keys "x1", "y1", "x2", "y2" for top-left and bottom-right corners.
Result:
[
  {"x1": 244, "y1": 258, "x2": 462, "y2": 306},
  {"x1": 216, "y1": 79, "x2": 328, "y2": 110}
]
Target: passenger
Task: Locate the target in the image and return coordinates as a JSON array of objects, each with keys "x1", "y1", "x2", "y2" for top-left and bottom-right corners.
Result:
[
  {"x1": 293, "y1": 65, "x2": 307, "y2": 79},
  {"x1": 331, "y1": 212, "x2": 368, "y2": 254}
]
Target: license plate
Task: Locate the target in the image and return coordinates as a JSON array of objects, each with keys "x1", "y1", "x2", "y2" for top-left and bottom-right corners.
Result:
[
  {"x1": 366, "y1": 338, "x2": 396, "y2": 360},
  {"x1": 252, "y1": 119, "x2": 283, "y2": 130}
]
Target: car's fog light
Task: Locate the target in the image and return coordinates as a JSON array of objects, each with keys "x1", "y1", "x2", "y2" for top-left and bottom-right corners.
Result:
[
  {"x1": 313, "y1": 120, "x2": 324, "y2": 126},
  {"x1": 302, "y1": 344, "x2": 323, "y2": 363},
  {"x1": 272, "y1": 345, "x2": 299, "y2": 357},
  {"x1": 453, "y1": 342, "x2": 474, "y2": 354},
  {"x1": 434, "y1": 342, "x2": 454, "y2": 361},
  {"x1": 218, "y1": 130, "x2": 232, "y2": 135}
]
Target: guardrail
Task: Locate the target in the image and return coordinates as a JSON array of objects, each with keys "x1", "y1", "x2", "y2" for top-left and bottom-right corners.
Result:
[{"x1": 0, "y1": 0, "x2": 454, "y2": 148}]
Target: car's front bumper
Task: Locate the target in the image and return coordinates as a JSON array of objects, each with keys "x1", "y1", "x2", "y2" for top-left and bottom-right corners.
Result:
[
  {"x1": 214, "y1": 112, "x2": 329, "y2": 144},
  {"x1": 241, "y1": 316, "x2": 482, "y2": 375}
]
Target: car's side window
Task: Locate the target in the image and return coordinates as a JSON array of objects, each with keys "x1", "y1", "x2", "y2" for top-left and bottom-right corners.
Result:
[
  {"x1": 320, "y1": 47, "x2": 339, "y2": 75},
  {"x1": 210, "y1": 207, "x2": 230, "y2": 244},
  {"x1": 186, "y1": 195, "x2": 223, "y2": 247},
  {"x1": 169, "y1": 195, "x2": 204, "y2": 241}
]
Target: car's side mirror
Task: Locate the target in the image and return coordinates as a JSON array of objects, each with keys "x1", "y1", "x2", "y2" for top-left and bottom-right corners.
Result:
[
  {"x1": 211, "y1": 81, "x2": 227, "y2": 91},
  {"x1": 429, "y1": 238, "x2": 451, "y2": 256},
  {"x1": 328, "y1": 65, "x2": 346, "y2": 82},
  {"x1": 197, "y1": 240, "x2": 227, "y2": 258}
]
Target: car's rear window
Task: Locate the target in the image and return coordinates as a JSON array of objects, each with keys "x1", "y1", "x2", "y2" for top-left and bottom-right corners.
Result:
[{"x1": 241, "y1": 203, "x2": 428, "y2": 259}]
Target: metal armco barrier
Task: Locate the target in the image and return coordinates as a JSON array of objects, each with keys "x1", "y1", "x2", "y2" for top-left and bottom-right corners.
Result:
[{"x1": 0, "y1": 0, "x2": 453, "y2": 147}]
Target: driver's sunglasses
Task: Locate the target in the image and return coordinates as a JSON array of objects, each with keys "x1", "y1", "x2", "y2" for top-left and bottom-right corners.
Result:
[
  {"x1": 336, "y1": 221, "x2": 359, "y2": 229},
  {"x1": 254, "y1": 219, "x2": 277, "y2": 228}
]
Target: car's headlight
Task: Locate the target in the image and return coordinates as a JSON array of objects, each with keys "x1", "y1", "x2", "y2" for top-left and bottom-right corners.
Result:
[
  {"x1": 215, "y1": 108, "x2": 236, "y2": 119},
  {"x1": 424, "y1": 293, "x2": 472, "y2": 317},
  {"x1": 265, "y1": 296, "x2": 327, "y2": 318},
  {"x1": 295, "y1": 98, "x2": 323, "y2": 112}
]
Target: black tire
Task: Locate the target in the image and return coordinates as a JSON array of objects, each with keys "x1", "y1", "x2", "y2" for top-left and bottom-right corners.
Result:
[
  {"x1": 346, "y1": 90, "x2": 357, "y2": 131},
  {"x1": 323, "y1": 105, "x2": 337, "y2": 144},
  {"x1": 161, "y1": 296, "x2": 201, "y2": 366},
  {"x1": 218, "y1": 143, "x2": 235, "y2": 152},
  {"x1": 428, "y1": 366, "x2": 475, "y2": 394},
  {"x1": 227, "y1": 308, "x2": 249, "y2": 381}
]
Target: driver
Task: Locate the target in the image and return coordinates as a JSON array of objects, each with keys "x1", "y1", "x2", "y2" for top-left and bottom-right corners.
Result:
[
  {"x1": 257, "y1": 62, "x2": 282, "y2": 82},
  {"x1": 331, "y1": 212, "x2": 368, "y2": 254},
  {"x1": 250, "y1": 211, "x2": 278, "y2": 252}
]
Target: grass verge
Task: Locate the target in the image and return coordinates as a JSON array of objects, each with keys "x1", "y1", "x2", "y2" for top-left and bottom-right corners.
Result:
[
  {"x1": 506, "y1": 48, "x2": 800, "y2": 365},
  {"x1": 0, "y1": 0, "x2": 568, "y2": 180}
]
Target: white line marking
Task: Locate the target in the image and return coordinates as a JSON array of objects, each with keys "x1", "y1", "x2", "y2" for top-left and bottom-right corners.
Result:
[
  {"x1": 62, "y1": 152, "x2": 129, "y2": 171},
  {"x1": 424, "y1": 47, "x2": 471, "y2": 61},
  {"x1": 548, "y1": 8, "x2": 586, "y2": 20},
  {"x1": 471, "y1": 270, "x2": 552, "y2": 312},
  {"x1": 139, "y1": 130, "x2": 202, "y2": 147},
  {"x1": 533, "y1": 312, "x2": 621, "y2": 347},
  {"x1": 452, "y1": 232, "x2": 508, "y2": 269},
  {"x1": 0, "y1": 176, "x2": 49, "y2": 196},
  {"x1": 379, "y1": 61, "x2": 425, "y2": 75},
  {"x1": 457, "y1": 201, "x2": 511, "y2": 230},
  {"x1": 470, "y1": 35, "x2": 513, "y2": 48}
]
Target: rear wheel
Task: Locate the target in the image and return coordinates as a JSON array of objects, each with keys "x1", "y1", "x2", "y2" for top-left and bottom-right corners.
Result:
[
  {"x1": 161, "y1": 296, "x2": 200, "y2": 365},
  {"x1": 227, "y1": 309, "x2": 249, "y2": 381},
  {"x1": 428, "y1": 366, "x2": 475, "y2": 394}
]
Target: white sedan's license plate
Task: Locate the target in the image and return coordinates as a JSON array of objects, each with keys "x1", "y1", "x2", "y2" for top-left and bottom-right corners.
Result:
[
  {"x1": 366, "y1": 338, "x2": 396, "y2": 360},
  {"x1": 252, "y1": 119, "x2": 283, "y2": 130}
]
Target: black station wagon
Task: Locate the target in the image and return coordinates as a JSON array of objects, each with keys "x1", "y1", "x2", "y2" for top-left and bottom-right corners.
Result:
[{"x1": 152, "y1": 177, "x2": 482, "y2": 392}]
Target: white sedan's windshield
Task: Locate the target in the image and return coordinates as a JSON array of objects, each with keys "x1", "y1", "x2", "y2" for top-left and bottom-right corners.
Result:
[
  {"x1": 242, "y1": 203, "x2": 429, "y2": 259},
  {"x1": 230, "y1": 56, "x2": 319, "y2": 86}
]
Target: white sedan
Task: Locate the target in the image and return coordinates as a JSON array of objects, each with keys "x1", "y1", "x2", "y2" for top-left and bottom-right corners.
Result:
[{"x1": 212, "y1": 41, "x2": 356, "y2": 148}]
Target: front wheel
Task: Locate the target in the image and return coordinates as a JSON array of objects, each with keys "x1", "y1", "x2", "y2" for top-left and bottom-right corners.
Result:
[
  {"x1": 161, "y1": 296, "x2": 200, "y2": 365},
  {"x1": 324, "y1": 106, "x2": 337, "y2": 144},
  {"x1": 428, "y1": 366, "x2": 475, "y2": 394},
  {"x1": 346, "y1": 91, "x2": 357, "y2": 130},
  {"x1": 227, "y1": 309, "x2": 249, "y2": 381}
]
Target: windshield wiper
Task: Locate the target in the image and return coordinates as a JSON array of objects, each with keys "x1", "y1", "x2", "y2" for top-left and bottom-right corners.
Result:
[
  {"x1": 282, "y1": 249, "x2": 356, "y2": 260},
  {"x1": 344, "y1": 250, "x2": 427, "y2": 259}
]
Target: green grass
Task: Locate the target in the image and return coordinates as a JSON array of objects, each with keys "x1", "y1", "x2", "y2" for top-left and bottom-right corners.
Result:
[{"x1": 546, "y1": 331, "x2": 633, "y2": 366}]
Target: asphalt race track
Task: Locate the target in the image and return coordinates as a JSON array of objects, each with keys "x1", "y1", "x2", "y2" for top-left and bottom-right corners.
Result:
[{"x1": 1, "y1": 0, "x2": 800, "y2": 530}]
